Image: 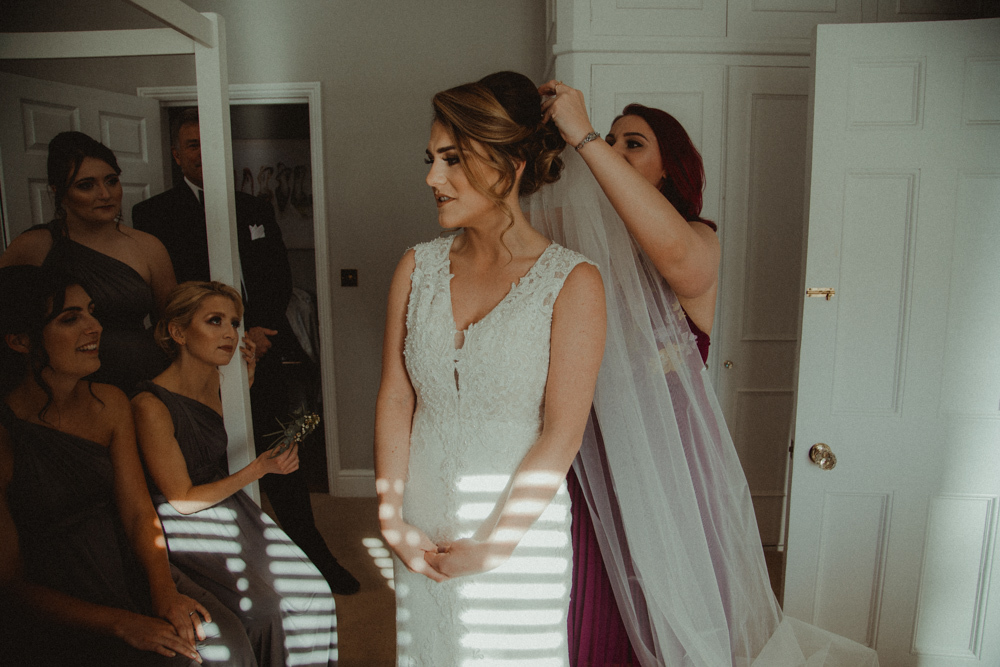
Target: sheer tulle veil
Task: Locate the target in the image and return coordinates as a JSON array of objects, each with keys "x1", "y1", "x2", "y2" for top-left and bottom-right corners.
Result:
[{"x1": 527, "y1": 150, "x2": 880, "y2": 667}]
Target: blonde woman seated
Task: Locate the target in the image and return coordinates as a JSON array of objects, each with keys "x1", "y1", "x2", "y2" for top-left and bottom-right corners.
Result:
[{"x1": 132, "y1": 281, "x2": 338, "y2": 667}]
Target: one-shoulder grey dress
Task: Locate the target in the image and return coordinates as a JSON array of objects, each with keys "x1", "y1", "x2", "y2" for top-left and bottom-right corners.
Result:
[
  {"x1": 136, "y1": 382, "x2": 338, "y2": 667},
  {"x1": 0, "y1": 402, "x2": 254, "y2": 667},
  {"x1": 36, "y1": 221, "x2": 168, "y2": 392}
]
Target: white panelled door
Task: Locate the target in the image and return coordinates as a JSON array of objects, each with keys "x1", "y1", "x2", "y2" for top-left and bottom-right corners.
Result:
[
  {"x1": 786, "y1": 18, "x2": 1000, "y2": 666},
  {"x1": 0, "y1": 71, "x2": 163, "y2": 245}
]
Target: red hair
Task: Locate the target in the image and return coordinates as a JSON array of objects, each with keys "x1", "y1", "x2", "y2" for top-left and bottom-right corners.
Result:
[{"x1": 614, "y1": 104, "x2": 712, "y2": 226}]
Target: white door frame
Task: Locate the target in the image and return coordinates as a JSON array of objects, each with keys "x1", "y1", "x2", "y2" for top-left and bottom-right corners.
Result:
[
  {"x1": 136, "y1": 82, "x2": 343, "y2": 496},
  {"x1": 0, "y1": 0, "x2": 261, "y2": 501}
]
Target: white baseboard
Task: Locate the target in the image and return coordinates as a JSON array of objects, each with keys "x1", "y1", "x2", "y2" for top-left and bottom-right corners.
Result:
[{"x1": 333, "y1": 469, "x2": 376, "y2": 497}]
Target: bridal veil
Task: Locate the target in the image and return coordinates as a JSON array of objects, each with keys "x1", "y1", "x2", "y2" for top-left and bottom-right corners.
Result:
[{"x1": 528, "y1": 151, "x2": 879, "y2": 667}]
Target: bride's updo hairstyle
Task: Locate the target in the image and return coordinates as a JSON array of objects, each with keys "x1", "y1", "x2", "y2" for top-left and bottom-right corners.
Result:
[{"x1": 432, "y1": 71, "x2": 565, "y2": 224}]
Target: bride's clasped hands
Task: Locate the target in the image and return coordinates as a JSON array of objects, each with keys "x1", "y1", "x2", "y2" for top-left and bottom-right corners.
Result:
[
  {"x1": 379, "y1": 516, "x2": 513, "y2": 582},
  {"x1": 380, "y1": 519, "x2": 445, "y2": 582},
  {"x1": 377, "y1": 479, "x2": 449, "y2": 583},
  {"x1": 423, "y1": 537, "x2": 513, "y2": 580}
]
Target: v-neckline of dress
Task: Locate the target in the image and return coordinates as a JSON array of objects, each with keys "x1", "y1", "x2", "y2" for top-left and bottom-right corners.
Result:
[{"x1": 445, "y1": 235, "x2": 555, "y2": 339}]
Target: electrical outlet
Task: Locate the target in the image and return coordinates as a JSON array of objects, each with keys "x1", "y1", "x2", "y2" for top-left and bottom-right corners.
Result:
[{"x1": 341, "y1": 269, "x2": 358, "y2": 287}]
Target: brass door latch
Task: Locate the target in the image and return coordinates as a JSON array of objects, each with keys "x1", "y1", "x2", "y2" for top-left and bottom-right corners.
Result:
[{"x1": 806, "y1": 288, "x2": 836, "y2": 300}]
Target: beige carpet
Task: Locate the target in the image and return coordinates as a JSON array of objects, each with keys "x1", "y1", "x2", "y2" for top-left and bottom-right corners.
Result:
[
  {"x1": 263, "y1": 494, "x2": 396, "y2": 667},
  {"x1": 265, "y1": 494, "x2": 787, "y2": 666}
]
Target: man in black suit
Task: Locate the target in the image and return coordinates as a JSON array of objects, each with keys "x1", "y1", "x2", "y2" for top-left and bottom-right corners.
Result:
[{"x1": 133, "y1": 108, "x2": 358, "y2": 595}]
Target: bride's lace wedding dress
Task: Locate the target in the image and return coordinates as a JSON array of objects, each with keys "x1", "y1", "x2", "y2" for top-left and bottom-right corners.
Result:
[{"x1": 395, "y1": 235, "x2": 593, "y2": 666}]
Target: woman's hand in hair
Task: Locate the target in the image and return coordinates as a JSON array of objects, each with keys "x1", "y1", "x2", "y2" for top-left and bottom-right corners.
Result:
[{"x1": 538, "y1": 80, "x2": 596, "y2": 148}]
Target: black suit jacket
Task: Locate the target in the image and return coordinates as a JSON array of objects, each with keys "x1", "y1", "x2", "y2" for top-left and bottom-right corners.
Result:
[{"x1": 132, "y1": 184, "x2": 293, "y2": 333}]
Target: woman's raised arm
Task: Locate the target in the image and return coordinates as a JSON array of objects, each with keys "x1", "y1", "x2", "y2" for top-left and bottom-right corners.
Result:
[
  {"x1": 539, "y1": 81, "x2": 719, "y2": 302},
  {"x1": 424, "y1": 261, "x2": 606, "y2": 579}
]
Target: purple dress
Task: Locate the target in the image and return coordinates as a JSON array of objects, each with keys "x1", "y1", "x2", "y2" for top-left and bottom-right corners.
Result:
[{"x1": 567, "y1": 220, "x2": 716, "y2": 666}]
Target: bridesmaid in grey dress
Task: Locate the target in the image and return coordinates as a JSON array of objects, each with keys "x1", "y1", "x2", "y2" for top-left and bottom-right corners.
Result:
[
  {"x1": 0, "y1": 131, "x2": 176, "y2": 393},
  {"x1": 0, "y1": 265, "x2": 254, "y2": 667},
  {"x1": 132, "y1": 280, "x2": 337, "y2": 667}
]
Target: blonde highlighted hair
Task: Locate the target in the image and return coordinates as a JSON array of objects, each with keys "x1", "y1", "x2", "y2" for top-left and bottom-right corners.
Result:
[
  {"x1": 432, "y1": 71, "x2": 565, "y2": 232},
  {"x1": 155, "y1": 281, "x2": 243, "y2": 360}
]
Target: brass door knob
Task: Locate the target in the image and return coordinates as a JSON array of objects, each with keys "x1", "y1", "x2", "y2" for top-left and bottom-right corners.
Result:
[
  {"x1": 809, "y1": 443, "x2": 837, "y2": 470},
  {"x1": 724, "y1": 360, "x2": 734, "y2": 369}
]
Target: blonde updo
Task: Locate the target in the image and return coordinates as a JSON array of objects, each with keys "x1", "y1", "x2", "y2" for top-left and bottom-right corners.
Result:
[
  {"x1": 155, "y1": 281, "x2": 243, "y2": 360},
  {"x1": 432, "y1": 71, "x2": 566, "y2": 226}
]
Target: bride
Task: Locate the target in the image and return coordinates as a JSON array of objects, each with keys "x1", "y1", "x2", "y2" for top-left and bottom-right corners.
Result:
[{"x1": 374, "y1": 71, "x2": 606, "y2": 665}]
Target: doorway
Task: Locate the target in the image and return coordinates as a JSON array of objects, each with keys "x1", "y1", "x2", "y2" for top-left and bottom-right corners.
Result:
[
  {"x1": 143, "y1": 82, "x2": 342, "y2": 495},
  {"x1": 170, "y1": 103, "x2": 329, "y2": 492}
]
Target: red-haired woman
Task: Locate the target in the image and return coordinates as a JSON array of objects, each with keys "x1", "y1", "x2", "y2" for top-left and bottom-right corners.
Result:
[{"x1": 534, "y1": 84, "x2": 877, "y2": 666}]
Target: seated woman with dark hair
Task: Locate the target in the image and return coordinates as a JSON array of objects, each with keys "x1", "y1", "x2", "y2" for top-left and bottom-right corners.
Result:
[
  {"x1": 0, "y1": 265, "x2": 253, "y2": 667},
  {"x1": 132, "y1": 280, "x2": 338, "y2": 667}
]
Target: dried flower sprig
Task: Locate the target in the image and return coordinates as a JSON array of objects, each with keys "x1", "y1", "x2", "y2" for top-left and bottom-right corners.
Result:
[{"x1": 265, "y1": 408, "x2": 321, "y2": 458}]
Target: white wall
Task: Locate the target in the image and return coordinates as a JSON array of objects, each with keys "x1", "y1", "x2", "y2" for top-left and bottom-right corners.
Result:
[{"x1": 0, "y1": 0, "x2": 547, "y2": 472}]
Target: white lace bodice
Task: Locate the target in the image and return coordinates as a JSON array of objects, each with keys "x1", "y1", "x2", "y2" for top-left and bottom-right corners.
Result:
[
  {"x1": 407, "y1": 235, "x2": 593, "y2": 414},
  {"x1": 404, "y1": 236, "x2": 591, "y2": 493},
  {"x1": 395, "y1": 235, "x2": 593, "y2": 666}
]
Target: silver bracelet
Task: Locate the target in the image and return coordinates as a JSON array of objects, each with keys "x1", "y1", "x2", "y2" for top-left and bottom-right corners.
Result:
[{"x1": 574, "y1": 131, "x2": 601, "y2": 152}]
